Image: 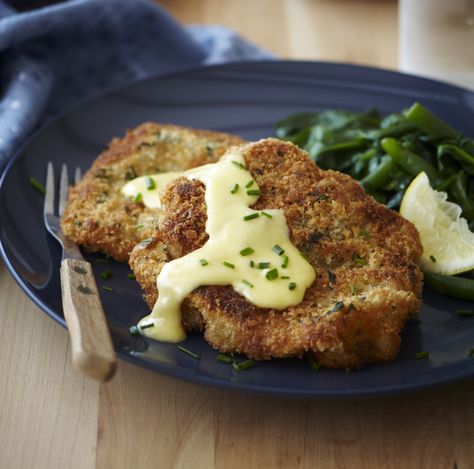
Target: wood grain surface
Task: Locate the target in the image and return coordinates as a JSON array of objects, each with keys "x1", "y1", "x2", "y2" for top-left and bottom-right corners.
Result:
[{"x1": 1, "y1": 1, "x2": 473, "y2": 468}]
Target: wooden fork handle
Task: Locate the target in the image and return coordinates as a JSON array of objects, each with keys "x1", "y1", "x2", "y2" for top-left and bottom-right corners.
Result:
[{"x1": 60, "y1": 258, "x2": 117, "y2": 381}]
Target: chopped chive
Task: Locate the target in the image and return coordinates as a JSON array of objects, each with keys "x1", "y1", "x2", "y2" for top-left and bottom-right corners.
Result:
[
  {"x1": 217, "y1": 354, "x2": 233, "y2": 364},
  {"x1": 102, "y1": 286, "x2": 113, "y2": 292},
  {"x1": 231, "y1": 160, "x2": 247, "y2": 170},
  {"x1": 243, "y1": 213, "x2": 259, "y2": 221},
  {"x1": 29, "y1": 177, "x2": 46, "y2": 195},
  {"x1": 95, "y1": 258, "x2": 108, "y2": 264},
  {"x1": 353, "y1": 254, "x2": 368, "y2": 266},
  {"x1": 100, "y1": 270, "x2": 112, "y2": 280},
  {"x1": 245, "y1": 180, "x2": 255, "y2": 188},
  {"x1": 177, "y1": 345, "x2": 199, "y2": 359},
  {"x1": 258, "y1": 262, "x2": 271, "y2": 269},
  {"x1": 144, "y1": 176, "x2": 156, "y2": 190},
  {"x1": 261, "y1": 211, "x2": 273, "y2": 219},
  {"x1": 468, "y1": 348, "x2": 474, "y2": 357},
  {"x1": 415, "y1": 351, "x2": 429, "y2": 359},
  {"x1": 242, "y1": 279, "x2": 254, "y2": 288},
  {"x1": 199, "y1": 258, "x2": 209, "y2": 266},
  {"x1": 129, "y1": 325, "x2": 140, "y2": 336},
  {"x1": 360, "y1": 228, "x2": 371, "y2": 240},
  {"x1": 266, "y1": 268, "x2": 279, "y2": 280},
  {"x1": 141, "y1": 322, "x2": 154, "y2": 330},
  {"x1": 272, "y1": 245, "x2": 285, "y2": 256},
  {"x1": 308, "y1": 356, "x2": 320, "y2": 372},
  {"x1": 249, "y1": 260, "x2": 255, "y2": 268},
  {"x1": 240, "y1": 247, "x2": 255, "y2": 256},
  {"x1": 350, "y1": 284, "x2": 357, "y2": 295},
  {"x1": 247, "y1": 189, "x2": 261, "y2": 196},
  {"x1": 281, "y1": 255, "x2": 289, "y2": 268},
  {"x1": 135, "y1": 224, "x2": 144, "y2": 230},
  {"x1": 127, "y1": 273, "x2": 136, "y2": 280},
  {"x1": 288, "y1": 282, "x2": 297, "y2": 290},
  {"x1": 232, "y1": 359, "x2": 255, "y2": 371},
  {"x1": 223, "y1": 261, "x2": 235, "y2": 269},
  {"x1": 134, "y1": 192, "x2": 143, "y2": 203},
  {"x1": 429, "y1": 255, "x2": 437, "y2": 263},
  {"x1": 230, "y1": 183, "x2": 239, "y2": 194},
  {"x1": 280, "y1": 275, "x2": 290, "y2": 279},
  {"x1": 456, "y1": 309, "x2": 474, "y2": 317}
]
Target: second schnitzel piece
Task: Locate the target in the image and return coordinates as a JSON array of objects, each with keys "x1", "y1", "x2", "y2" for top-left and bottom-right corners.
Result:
[
  {"x1": 61, "y1": 123, "x2": 244, "y2": 261},
  {"x1": 129, "y1": 138, "x2": 423, "y2": 370}
]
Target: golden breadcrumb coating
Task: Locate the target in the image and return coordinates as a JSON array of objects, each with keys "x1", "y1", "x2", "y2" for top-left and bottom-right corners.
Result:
[
  {"x1": 129, "y1": 138, "x2": 423, "y2": 370},
  {"x1": 61, "y1": 123, "x2": 245, "y2": 261}
]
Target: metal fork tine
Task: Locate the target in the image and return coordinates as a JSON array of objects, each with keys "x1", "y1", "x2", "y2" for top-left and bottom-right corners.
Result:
[
  {"x1": 59, "y1": 164, "x2": 69, "y2": 216},
  {"x1": 74, "y1": 167, "x2": 82, "y2": 184},
  {"x1": 44, "y1": 162, "x2": 55, "y2": 216}
]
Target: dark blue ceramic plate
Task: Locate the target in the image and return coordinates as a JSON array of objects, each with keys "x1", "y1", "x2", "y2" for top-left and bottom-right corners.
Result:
[{"x1": 1, "y1": 61, "x2": 473, "y2": 398}]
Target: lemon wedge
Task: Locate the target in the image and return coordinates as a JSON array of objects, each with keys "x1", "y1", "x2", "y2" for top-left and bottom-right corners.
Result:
[{"x1": 400, "y1": 172, "x2": 474, "y2": 275}]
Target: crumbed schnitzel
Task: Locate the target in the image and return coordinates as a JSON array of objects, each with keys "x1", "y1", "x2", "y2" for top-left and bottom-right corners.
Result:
[
  {"x1": 61, "y1": 123, "x2": 244, "y2": 261},
  {"x1": 129, "y1": 138, "x2": 423, "y2": 370}
]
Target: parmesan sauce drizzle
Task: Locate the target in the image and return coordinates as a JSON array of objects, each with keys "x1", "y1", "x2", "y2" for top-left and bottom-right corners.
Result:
[{"x1": 123, "y1": 151, "x2": 316, "y2": 342}]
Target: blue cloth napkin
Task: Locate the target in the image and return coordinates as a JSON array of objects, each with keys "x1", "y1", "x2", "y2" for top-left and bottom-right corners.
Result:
[{"x1": 0, "y1": 0, "x2": 271, "y2": 171}]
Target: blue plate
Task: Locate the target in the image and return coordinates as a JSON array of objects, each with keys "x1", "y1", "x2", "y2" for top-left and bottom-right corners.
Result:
[{"x1": 1, "y1": 61, "x2": 473, "y2": 398}]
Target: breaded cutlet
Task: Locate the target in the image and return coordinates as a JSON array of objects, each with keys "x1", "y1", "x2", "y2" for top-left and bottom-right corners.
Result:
[
  {"x1": 129, "y1": 138, "x2": 423, "y2": 370},
  {"x1": 61, "y1": 123, "x2": 245, "y2": 261}
]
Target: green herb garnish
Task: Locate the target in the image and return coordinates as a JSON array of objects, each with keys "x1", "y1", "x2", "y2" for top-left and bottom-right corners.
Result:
[
  {"x1": 288, "y1": 282, "x2": 297, "y2": 291},
  {"x1": 177, "y1": 345, "x2": 199, "y2": 359},
  {"x1": 281, "y1": 255, "x2": 289, "y2": 268},
  {"x1": 230, "y1": 183, "x2": 239, "y2": 194},
  {"x1": 127, "y1": 273, "x2": 136, "y2": 280},
  {"x1": 135, "y1": 224, "x2": 144, "y2": 230},
  {"x1": 100, "y1": 270, "x2": 112, "y2": 280},
  {"x1": 360, "y1": 228, "x2": 371, "y2": 240},
  {"x1": 217, "y1": 354, "x2": 233, "y2": 364},
  {"x1": 223, "y1": 261, "x2": 235, "y2": 269},
  {"x1": 242, "y1": 279, "x2": 254, "y2": 288},
  {"x1": 258, "y1": 262, "x2": 271, "y2": 269},
  {"x1": 29, "y1": 177, "x2": 46, "y2": 195},
  {"x1": 245, "y1": 180, "x2": 254, "y2": 188},
  {"x1": 102, "y1": 286, "x2": 113, "y2": 292},
  {"x1": 429, "y1": 255, "x2": 437, "y2": 263},
  {"x1": 249, "y1": 260, "x2": 255, "y2": 268},
  {"x1": 144, "y1": 176, "x2": 156, "y2": 190},
  {"x1": 280, "y1": 275, "x2": 290, "y2": 279},
  {"x1": 415, "y1": 351, "x2": 429, "y2": 359},
  {"x1": 247, "y1": 189, "x2": 261, "y2": 196},
  {"x1": 265, "y1": 268, "x2": 279, "y2": 280},
  {"x1": 272, "y1": 245, "x2": 285, "y2": 256},
  {"x1": 199, "y1": 258, "x2": 209, "y2": 266},
  {"x1": 240, "y1": 247, "x2": 255, "y2": 256},
  {"x1": 231, "y1": 160, "x2": 247, "y2": 170},
  {"x1": 243, "y1": 213, "x2": 259, "y2": 221},
  {"x1": 134, "y1": 192, "x2": 143, "y2": 203},
  {"x1": 350, "y1": 285, "x2": 357, "y2": 295},
  {"x1": 261, "y1": 211, "x2": 273, "y2": 219},
  {"x1": 232, "y1": 359, "x2": 255, "y2": 371},
  {"x1": 353, "y1": 254, "x2": 368, "y2": 266},
  {"x1": 456, "y1": 309, "x2": 474, "y2": 317}
]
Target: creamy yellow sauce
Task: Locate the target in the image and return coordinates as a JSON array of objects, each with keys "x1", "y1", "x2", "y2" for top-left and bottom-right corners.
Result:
[
  {"x1": 129, "y1": 151, "x2": 316, "y2": 342},
  {"x1": 121, "y1": 172, "x2": 183, "y2": 209}
]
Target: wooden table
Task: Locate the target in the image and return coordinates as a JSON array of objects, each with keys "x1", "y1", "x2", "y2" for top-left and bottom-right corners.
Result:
[{"x1": 1, "y1": 1, "x2": 473, "y2": 468}]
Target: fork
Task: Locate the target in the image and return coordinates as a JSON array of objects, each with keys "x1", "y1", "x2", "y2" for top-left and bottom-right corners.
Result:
[{"x1": 45, "y1": 163, "x2": 117, "y2": 381}]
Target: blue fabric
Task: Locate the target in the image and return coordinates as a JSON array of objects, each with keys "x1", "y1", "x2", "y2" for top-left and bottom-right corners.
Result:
[{"x1": 0, "y1": 0, "x2": 271, "y2": 171}]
